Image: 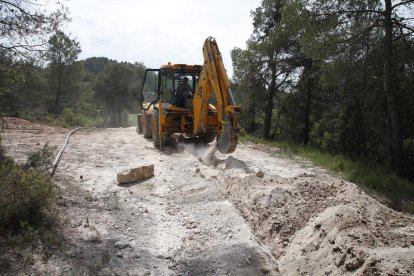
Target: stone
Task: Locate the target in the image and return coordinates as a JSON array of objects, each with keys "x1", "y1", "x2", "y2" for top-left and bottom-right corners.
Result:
[
  {"x1": 345, "y1": 258, "x2": 365, "y2": 271},
  {"x1": 117, "y1": 165, "x2": 154, "y2": 184},
  {"x1": 335, "y1": 254, "x2": 346, "y2": 267},
  {"x1": 256, "y1": 170, "x2": 265, "y2": 178},
  {"x1": 261, "y1": 266, "x2": 272, "y2": 274},
  {"x1": 115, "y1": 240, "x2": 131, "y2": 249}
]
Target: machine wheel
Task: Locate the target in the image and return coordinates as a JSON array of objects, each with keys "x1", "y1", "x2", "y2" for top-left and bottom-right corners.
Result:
[
  {"x1": 143, "y1": 113, "x2": 152, "y2": 138},
  {"x1": 200, "y1": 130, "x2": 216, "y2": 144},
  {"x1": 152, "y1": 109, "x2": 164, "y2": 148}
]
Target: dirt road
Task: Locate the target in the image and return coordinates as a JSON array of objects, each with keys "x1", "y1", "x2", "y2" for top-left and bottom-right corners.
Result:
[{"x1": 2, "y1": 118, "x2": 414, "y2": 275}]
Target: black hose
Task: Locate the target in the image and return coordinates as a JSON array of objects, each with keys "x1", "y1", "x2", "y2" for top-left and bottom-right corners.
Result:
[{"x1": 49, "y1": 127, "x2": 84, "y2": 177}]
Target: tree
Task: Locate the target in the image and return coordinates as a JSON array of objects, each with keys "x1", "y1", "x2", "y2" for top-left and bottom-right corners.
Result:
[
  {"x1": 94, "y1": 62, "x2": 141, "y2": 127},
  {"x1": 45, "y1": 30, "x2": 82, "y2": 115},
  {"x1": 231, "y1": 46, "x2": 267, "y2": 134},
  {"x1": 84, "y1": 57, "x2": 114, "y2": 75},
  {"x1": 0, "y1": 0, "x2": 68, "y2": 116},
  {"x1": 233, "y1": 0, "x2": 309, "y2": 139},
  {"x1": 232, "y1": 0, "x2": 299, "y2": 139},
  {"x1": 0, "y1": 0, "x2": 67, "y2": 60},
  {"x1": 307, "y1": 0, "x2": 414, "y2": 172},
  {"x1": 233, "y1": 0, "x2": 414, "y2": 179}
]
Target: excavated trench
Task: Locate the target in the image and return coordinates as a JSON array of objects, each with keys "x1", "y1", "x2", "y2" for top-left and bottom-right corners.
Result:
[
  {"x1": 219, "y1": 157, "x2": 413, "y2": 275},
  {"x1": 186, "y1": 142, "x2": 414, "y2": 275},
  {"x1": 2, "y1": 119, "x2": 414, "y2": 275}
]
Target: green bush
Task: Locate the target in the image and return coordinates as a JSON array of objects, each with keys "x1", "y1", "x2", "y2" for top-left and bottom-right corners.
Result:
[
  {"x1": 23, "y1": 143, "x2": 56, "y2": 171},
  {"x1": 19, "y1": 109, "x2": 104, "y2": 128},
  {"x1": 0, "y1": 149, "x2": 56, "y2": 236},
  {"x1": 62, "y1": 108, "x2": 78, "y2": 126},
  {"x1": 239, "y1": 128, "x2": 248, "y2": 137}
]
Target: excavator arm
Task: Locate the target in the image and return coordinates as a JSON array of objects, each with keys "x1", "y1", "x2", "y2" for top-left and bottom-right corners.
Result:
[{"x1": 193, "y1": 37, "x2": 241, "y2": 153}]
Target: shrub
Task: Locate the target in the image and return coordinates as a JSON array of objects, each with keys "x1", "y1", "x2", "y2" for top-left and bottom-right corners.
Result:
[
  {"x1": 62, "y1": 108, "x2": 81, "y2": 126},
  {"x1": 23, "y1": 143, "x2": 56, "y2": 171},
  {"x1": 0, "y1": 145, "x2": 56, "y2": 236},
  {"x1": 19, "y1": 109, "x2": 104, "y2": 128}
]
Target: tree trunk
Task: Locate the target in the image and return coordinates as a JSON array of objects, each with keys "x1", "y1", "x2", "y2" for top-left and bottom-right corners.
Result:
[
  {"x1": 112, "y1": 108, "x2": 117, "y2": 127},
  {"x1": 304, "y1": 87, "x2": 311, "y2": 145},
  {"x1": 116, "y1": 104, "x2": 122, "y2": 127},
  {"x1": 249, "y1": 92, "x2": 256, "y2": 133},
  {"x1": 383, "y1": 0, "x2": 403, "y2": 173},
  {"x1": 54, "y1": 63, "x2": 63, "y2": 115},
  {"x1": 303, "y1": 59, "x2": 313, "y2": 145},
  {"x1": 263, "y1": 61, "x2": 277, "y2": 139}
]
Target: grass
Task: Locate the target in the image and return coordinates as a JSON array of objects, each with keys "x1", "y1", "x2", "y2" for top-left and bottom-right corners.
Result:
[{"x1": 240, "y1": 135, "x2": 414, "y2": 213}]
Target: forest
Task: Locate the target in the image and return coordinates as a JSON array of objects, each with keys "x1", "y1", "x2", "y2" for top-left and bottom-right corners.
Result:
[
  {"x1": 0, "y1": 2, "x2": 146, "y2": 129},
  {"x1": 1, "y1": 0, "x2": 414, "y2": 181},
  {"x1": 232, "y1": 0, "x2": 414, "y2": 182}
]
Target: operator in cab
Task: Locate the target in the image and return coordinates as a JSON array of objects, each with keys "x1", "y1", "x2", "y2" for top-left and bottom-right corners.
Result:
[{"x1": 176, "y1": 77, "x2": 192, "y2": 108}]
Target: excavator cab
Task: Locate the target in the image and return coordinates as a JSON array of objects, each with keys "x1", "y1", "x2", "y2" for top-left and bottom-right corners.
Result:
[
  {"x1": 169, "y1": 70, "x2": 200, "y2": 109},
  {"x1": 137, "y1": 64, "x2": 206, "y2": 145},
  {"x1": 137, "y1": 37, "x2": 240, "y2": 154},
  {"x1": 139, "y1": 65, "x2": 201, "y2": 109}
]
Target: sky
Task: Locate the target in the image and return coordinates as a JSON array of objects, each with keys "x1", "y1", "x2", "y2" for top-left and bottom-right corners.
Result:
[{"x1": 62, "y1": 0, "x2": 262, "y2": 77}]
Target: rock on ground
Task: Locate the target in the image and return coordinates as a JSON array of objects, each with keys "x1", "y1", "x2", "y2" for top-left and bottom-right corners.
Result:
[{"x1": 117, "y1": 164, "x2": 154, "y2": 184}]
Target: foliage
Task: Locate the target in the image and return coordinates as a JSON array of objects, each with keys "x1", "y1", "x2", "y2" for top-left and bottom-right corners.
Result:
[
  {"x1": 46, "y1": 30, "x2": 81, "y2": 65},
  {"x1": 0, "y1": 147, "x2": 56, "y2": 236},
  {"x1": 0, "y1": 0, "x2": 68, "y2": 60},
  {"x1": 94, "y1": 62, "x2": 145, "y2": 127},
  {"x1": 84, "y1": 57, "x2": 114, "y2": 75},
  {"x1": 0, "y1": 59, "x2": 48, "y2": 116},
  {"x1": 0, "y1": 1, "x2": 66, "y2": 114},
  {"x1": 0, "y1": 3, "x2": 144, "y2": 129},
  {"x1": 23, "y1": 143, "x2": 55, "y2": 171},
  {"x1": 232, "y1": 0, "x2": 414, "y2": 179},
  {"x1": 45, "y1": 30, "x2": 82, "y2": 115}
]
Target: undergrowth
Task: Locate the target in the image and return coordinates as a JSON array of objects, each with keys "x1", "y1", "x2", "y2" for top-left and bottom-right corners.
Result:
[
  {"x1": 240, "y1": 135, "x2": 414, "y2": 213},
  {"x1": 0, "y1": 141, "x2": 59, "y2": 250},
  {"x1": 19, "y1": 108, "x2": 104, "y2": 128}
]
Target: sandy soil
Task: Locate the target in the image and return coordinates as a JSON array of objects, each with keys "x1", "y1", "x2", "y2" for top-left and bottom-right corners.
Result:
[{"x1": 1, "y1": 118, "x2": 414, "y2": 275}]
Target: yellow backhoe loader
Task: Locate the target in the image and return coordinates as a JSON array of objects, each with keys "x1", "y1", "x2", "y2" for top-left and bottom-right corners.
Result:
[{"x1": 137, "y1": 36, "x2": 240, "y2": 154}]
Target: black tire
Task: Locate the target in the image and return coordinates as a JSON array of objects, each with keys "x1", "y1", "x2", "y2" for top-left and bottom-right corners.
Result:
[
  {"x1": 143, "y1": 113, "x2": 152, "y2": 138},
  {"x1": 200, "y1": 130, "x2": 217, "y2": 143}
]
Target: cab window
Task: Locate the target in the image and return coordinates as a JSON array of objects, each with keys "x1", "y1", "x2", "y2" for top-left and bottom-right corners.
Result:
[
  {"x1": 160, "y1": 70, "x2": 175, "y2": 103},
  {"x1": 142, "y1": 71, "x2": 159, "y2": 103}
]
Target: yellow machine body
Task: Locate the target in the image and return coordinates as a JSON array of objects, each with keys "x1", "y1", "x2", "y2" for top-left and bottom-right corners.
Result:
[{"x1": 138, "y1": 37, "x2": 240, "y2": 153}]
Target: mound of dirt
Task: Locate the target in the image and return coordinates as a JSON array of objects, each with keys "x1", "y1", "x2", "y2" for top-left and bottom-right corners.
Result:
[
  {"x1": 1, "y1": 117, "x2": 64, "y2": 131},
  {"x1": 219, "y1": 152, "x2": 414, "y2": 275},
  {"x1": 1, "y1": 117, "x2": 67, "y2": 164}
]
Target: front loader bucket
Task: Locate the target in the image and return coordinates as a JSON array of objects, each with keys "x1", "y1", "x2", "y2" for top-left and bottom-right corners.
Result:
[{"x1": 216, "y1": 123, "x2": 239, "y2": 154}]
